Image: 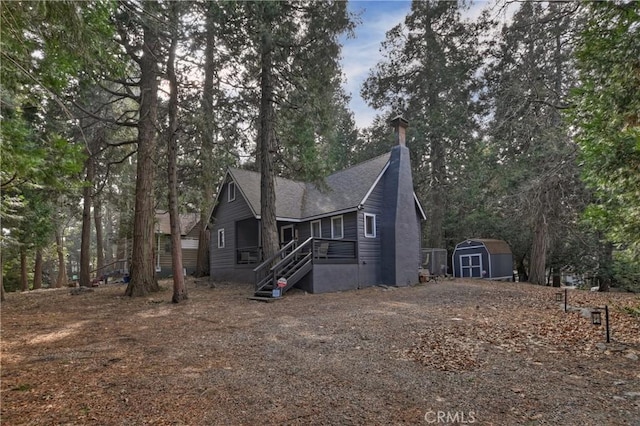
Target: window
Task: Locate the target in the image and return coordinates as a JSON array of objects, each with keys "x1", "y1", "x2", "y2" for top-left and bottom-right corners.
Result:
[
  {"x1": 217, "y1": 228, "x2": 225, "y2": 248},
  {"x1": 331, "y1": 216, "x2": 343, "y2": 239},
  {"x1": 310, "y1": 220, "x2": 322, "y2": 238},
  {"x1": 228, "y1": 181, "x2": 236, "y2": 202},
  {"x1": 364, "y1": 213, "x2": 376, "y2": 238}
]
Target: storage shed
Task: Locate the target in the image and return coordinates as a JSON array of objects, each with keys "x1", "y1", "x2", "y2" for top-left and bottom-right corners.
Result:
[{"x1": 452, "y1": 239, "x2": 513, "y2": 281}]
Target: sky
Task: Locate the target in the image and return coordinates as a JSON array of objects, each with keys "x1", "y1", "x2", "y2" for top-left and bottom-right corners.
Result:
[{"x1": 340, "y1": 1, "x2": 495, "y2": 129}]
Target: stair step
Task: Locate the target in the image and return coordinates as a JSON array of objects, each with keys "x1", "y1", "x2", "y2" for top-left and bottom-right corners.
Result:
[
  {"x1": 254, "y1": 290, "x2": 277, "y2": 298},
  {"x1": 247, "y1": 296, "x2": 278, "y2": 303}
]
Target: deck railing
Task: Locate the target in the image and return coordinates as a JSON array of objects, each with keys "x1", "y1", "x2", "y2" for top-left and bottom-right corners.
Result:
[
  {"x1": 312, "y1": 238, "x2": 357, "y2": 263},
  {"x1": 236, "y1": 246, "x2": 261, "y2": 265}
]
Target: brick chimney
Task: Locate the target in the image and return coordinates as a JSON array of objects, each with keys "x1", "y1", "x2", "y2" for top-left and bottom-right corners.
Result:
[{"x1": 390, "y1": 115, "x2": 409, "y2": 146}]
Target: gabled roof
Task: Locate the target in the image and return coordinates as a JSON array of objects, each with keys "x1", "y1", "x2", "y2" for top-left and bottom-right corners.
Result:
[
  {"x1": 301, "y1": 154, "x2": 391, "y2": 218},
  {"x1": 214, "y1": 152, "x2": 426, "y2": 222},
  {"x1": 155, "y1": 211, "x2": 199, "y2": 236},
  {"x1": 457, "y1": 238, "x2": 512, "y2": 255},
  {"x1": 229, "y1": 168, "x2": 307, "y2": 220}
]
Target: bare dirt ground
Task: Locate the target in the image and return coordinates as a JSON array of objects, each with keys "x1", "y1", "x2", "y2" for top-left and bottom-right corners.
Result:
[{"x1": 1, "y1": 278, "x2": 639, "y2": 425}]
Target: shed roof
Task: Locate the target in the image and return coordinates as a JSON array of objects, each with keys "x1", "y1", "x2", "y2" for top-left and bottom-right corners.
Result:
[
  {"x1": 225, "y1": 153, "x2": 398, "y2": 221},
  {"x1": 462, "y1": 238, "x2": 512, "y2": 255}
]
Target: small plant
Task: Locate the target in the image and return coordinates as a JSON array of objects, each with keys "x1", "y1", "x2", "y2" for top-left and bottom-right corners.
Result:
[
  {"x1": 12, "y1": 383, "x2": 32, "y2": 392},
  {"x1": 622, "y1": 306, "x2": 640, "y2": 317}
]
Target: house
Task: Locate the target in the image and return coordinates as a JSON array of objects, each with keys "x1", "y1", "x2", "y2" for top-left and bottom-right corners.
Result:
[
  {"x1": 155, "y1": 211, "x2": 200, "y2": 278},
  {"x1": 452, "y1": 238, "x2": 513, "y2": 281},
  {"x1": 208, "y1": 117, "x2": 426, "y2": 296}
]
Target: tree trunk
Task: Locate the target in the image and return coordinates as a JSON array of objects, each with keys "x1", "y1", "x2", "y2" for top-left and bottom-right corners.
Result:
[
  {"x1": 105, "y1": 204, "x2": 114, "y2": 268},
  {"x1": 94, "y1": 196, "x2": 105, "y2": 278},
  {"x1": 79, "y1": 153, "x2": 94, "y2": 287},
  {"x1": 528, "y1": 212, "x2": 548, "y2": 285},
  {"x1": 258, "y1": 27, "x2": 279, "y2": 262},
  {"x1": 125, "y1": 10, "x2": 160, "y2": 297},
  {"x1": 167, "y1": 4, "x2": 187, "y2": 303},
  {"x1": 427, "y1": 136, "x2": 446, "y2": 249},
  {"x1": 515, "y1": 255, "x2": 528, "y2": 282},
  {"x1": 55, "y1": 227, "x2": 68, "y2": 288},
  {"x1": 1, "y1": 251, "x2": 5, "y2": 301},
  {"x1": 195, "y1": 1, "x2": 217, "y2": 278},
  {"x1": 597, "y1": 240, "x2": 613, "y2": 292},
  {"x1": 552, "y1": 267, "x2": 561, "y2": 287},
  {"x1": 196, "y1": 225, "x2": 210, "y2": 277},
  {"x1": 116, "y1": 206, "x2": 130, "y2": 272},
  {"x1": 33, "y1": 247, "x2": 43, "y2": 289},
  {"x1": 20, "y1": 246, "x2": 28, "y2": 291}
]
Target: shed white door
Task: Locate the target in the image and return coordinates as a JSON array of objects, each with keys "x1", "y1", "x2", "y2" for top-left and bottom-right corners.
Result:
[{"x1": 460, "y1": 254, "x2": 482, "y2": 278}]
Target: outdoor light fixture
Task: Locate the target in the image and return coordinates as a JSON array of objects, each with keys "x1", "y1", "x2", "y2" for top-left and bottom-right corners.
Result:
[
  {"x1": 590, "y1": 305, "x2": 611, "y2": 343},
  {"x1": 556, "y1": 289, "x2": 568, "y2": 312}
]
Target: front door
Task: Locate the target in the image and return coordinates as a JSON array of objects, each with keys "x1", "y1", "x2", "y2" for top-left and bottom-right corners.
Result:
[{"x1": 280, "y1": 224, "x2": 295, "y2": 250}]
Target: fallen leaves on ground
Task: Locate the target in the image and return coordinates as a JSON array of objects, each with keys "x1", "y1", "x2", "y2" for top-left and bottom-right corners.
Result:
[
  {"x1": 1, "y1": 279, "x2": 639, "y2": 425},
  {"x1": 402, "y1": 282, "x2": 640, "y2": 372}
]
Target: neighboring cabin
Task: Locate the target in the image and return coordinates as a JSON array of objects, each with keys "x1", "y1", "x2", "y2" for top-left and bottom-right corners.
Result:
[
  {"x1": 154, "y1": 211, "x2": 200, "y2": 278},
  {"x1": 208, "y1": 117, "x2": 426, "y2": 295}
]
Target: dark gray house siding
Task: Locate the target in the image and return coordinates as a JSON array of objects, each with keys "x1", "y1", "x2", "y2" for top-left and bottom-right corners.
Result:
[
  {"x1": 208, "y1": 118, "x2": 426, "y2": 293},
  {"x1": 210, "y1": 177, "x2": 255, "y2": 282},
  {"x1": 357, "y1": 176, "x2": 384, "y2": 286}
]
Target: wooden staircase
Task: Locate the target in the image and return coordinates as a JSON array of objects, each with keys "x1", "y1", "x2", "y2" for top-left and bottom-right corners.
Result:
[{"x1": 252, "y1": 237, "x2": 313, "y2": 300}]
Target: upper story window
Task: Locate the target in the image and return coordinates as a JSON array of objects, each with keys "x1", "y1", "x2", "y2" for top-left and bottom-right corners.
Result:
[
  {"x1": 228, "y1": 181, "x2": 236, "y2": 202},
  {"x1": 217, "y1": 228, "x2": 225, "y2": 248},
  {"x1": 310, "y1": 220, "x2": 322, "y2": 238},
  {"x1": 331, "y1": 215, "x2": 343, "y2": 239},
  {"x1": 364, "y1": 213, "x2": 376, "y2": 238}
]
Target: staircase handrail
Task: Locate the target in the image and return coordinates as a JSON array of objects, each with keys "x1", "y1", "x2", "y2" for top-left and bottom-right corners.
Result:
[
  {"x1": 270, "y1": 237, "x2": 313, "y2": 274},
  {"x1": 253, "y1": 239, "x2": 297, "y2": 274},
  {"x1": 254, "y1": 239, "x2": 298, "y2": 291},
  {"x1": 254, "y1": 237, "x2": 313, "y2": 293}
]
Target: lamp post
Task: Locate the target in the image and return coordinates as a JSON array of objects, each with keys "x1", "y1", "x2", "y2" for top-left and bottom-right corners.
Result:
[
  {"x1": 555, "y1": 289, "x2": 568, "y2": 312},
  {"x1": 591, "y1": 305, "x2": 610, "y2": 343}
]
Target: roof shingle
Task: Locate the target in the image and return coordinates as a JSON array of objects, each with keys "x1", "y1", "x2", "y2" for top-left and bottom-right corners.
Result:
[{"x1": 228, "y1": 153, "x2": 391, "y2": 220}]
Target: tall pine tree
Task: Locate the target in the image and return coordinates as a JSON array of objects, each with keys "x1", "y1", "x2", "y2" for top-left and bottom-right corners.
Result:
[{"x1": 362, "y1": 0, "x2": 481, "y2": 249}]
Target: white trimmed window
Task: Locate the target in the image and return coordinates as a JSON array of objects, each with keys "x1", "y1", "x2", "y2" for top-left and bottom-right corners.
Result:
[
  {"x1": 331, "y1": 216, "x2": 343, "y2": 239},
  {"x1": 217, "y1": 228, "x2": 225, "y2": 248},
  {"x1": 228, "y1": 181, "x2": 236, "y2": 202},
  {"x1": 364, "y1": 213, "x2": 376, "y2": 238},
  {"x1": 310, "y1": 220, "x2": 322, "y2": 238}
]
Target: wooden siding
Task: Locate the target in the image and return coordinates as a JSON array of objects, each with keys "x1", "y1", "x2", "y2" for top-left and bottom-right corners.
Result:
[
  {"x1": 358, "y1": 177, "x2": 384, "y2": 286},
  {"x1": 185, "y1": 221, "x2": 201, "y2": 239},
  {"x1": 210, "y1": 176, "x2": 255, "y2": 272},
  {"x1": 298, "y1": 214, "x2": 352, "y2": 241},
  {"x1": 236, "y1": 217, "x2": 259, "y2": 248},
  {"x1": 295, "y1": 212, "x2": 357, "y2": 259},
  {"x1": 358, "y1": 178, "x2": 384, "y2": 265},
  {"x1": 156, "y1": 235, "x2": 198, "y2": 277}
]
